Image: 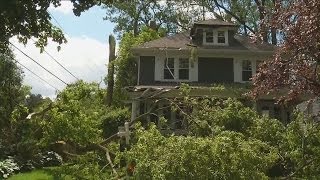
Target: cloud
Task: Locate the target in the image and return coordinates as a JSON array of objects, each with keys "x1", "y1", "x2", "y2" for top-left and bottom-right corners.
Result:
[
  {"x1": 49, "y1": 1, "x2": 74, "y2": 15},
  {"x1": 10, "y1": 36, "x2": 108, "y2": 99}
]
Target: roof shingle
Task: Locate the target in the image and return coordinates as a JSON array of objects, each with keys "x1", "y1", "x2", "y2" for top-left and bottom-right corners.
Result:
[{"x1": 134, "y1": 19, "x2": 275, "y2": 52}]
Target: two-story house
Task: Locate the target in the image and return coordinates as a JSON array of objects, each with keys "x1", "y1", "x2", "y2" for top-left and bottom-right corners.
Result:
[{"x1": 126, "y1": 19, "x2": 293, "y2": 132}]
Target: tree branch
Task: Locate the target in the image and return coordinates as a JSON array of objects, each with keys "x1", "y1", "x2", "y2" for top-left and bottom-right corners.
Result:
[{"x1": 209, "y1": 0, "x2": 256, "y2": 34}]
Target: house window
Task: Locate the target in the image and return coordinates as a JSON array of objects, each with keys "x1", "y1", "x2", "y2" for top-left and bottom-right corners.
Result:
[
  {"x1": 178, "y1": 58, "x2": 189, "y2": 80},
  {"x1": 163, "y1": 57, "x2": 190, "y2": 81},
  {"x1": 164, "y1": 58, "x2": 175, "y2": 79},
  {"x1": 217, "y1": 31, "x2": 226, "y2": 44},
  {"x1": 205, "y1": 29, "x2": 214, "y2": 43},
  {"x1": 242, "y1": 60, "x2": 252, "y2": 81}
]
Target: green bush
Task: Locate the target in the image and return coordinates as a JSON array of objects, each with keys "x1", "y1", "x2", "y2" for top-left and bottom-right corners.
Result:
[{"x1": 124, "y1": 125, "x2": 278, "y2": 179}]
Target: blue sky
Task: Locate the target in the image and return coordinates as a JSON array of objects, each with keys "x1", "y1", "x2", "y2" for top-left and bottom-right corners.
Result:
[
  {"x1": 11, "y1": 2, "x2": 116, "y2": 98},
  {"x1": 49, "y1": 5, "x2": 115, "y2": 43}
]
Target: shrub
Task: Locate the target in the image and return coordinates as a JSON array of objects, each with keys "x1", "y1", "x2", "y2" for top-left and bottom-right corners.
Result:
[
  {"x1": 36, "y1": 151, "x2": 63, "y2": 168},
  {"x1": 0, "y1": 157, "x2": 20, "y2": 179},
  {"x1": 124, "y1": 125, "x2": 278, "y2": 179}
]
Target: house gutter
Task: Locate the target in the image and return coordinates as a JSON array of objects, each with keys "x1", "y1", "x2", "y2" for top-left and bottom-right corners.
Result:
[{"x1": 131, "y1": 47, "x2": 275, "y2": 56}]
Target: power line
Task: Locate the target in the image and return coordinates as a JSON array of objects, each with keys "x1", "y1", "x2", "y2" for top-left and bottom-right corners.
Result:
[
  {"x1": 10, "y1": 42, "x2": 69, "y2": 86},
  {"x1": 49, "y1": 12, "x2": 66, "y2": 32},
  {"x1": 31, "y1": 39, "x2": 79, "y2": 81},
  {"x1": 43, "y1": 48, "x2": 80, "y2": 81},
  {"x1": 49, "y1": 12, "x2": 105, "y2": 75},
  {"x1": 12, "y1": 58, "x2": 60, "y2": 92}
]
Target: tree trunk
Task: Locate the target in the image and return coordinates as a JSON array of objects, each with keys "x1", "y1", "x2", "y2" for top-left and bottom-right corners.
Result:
[
  {"x1": 255, "y1": 0, "x2": 268, "y2": 43},
  {"x1": 271, "y1": 0, "x2": 277, "y2": 45},
  {"x1": 106, "y1": 35, "x2": 116, "y2": 106}
]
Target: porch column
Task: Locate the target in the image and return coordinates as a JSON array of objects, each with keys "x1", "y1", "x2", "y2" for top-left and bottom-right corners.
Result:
[{"x1": 131, "y1": 100, "x2": 140, "y2": 122}]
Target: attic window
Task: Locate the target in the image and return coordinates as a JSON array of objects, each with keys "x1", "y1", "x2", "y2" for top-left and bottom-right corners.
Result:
[
  {"x1": 217, "y1": 31, "x2": 226, "y2": 43},
  {"x1": 203, "y1": 29, "x2": 228, "y2": 45},
  {"x1": 205, "y1": 30, "x2": 214, "y2": 43}
]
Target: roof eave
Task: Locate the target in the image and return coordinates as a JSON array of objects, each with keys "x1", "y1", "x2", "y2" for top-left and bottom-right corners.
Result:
[{"x1": 132, "y1": 47, "x2": 275, "y2": 55}]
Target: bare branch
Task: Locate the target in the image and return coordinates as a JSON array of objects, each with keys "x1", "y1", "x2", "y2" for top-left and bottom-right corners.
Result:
[{"x1": 208, "y1": 0, "x2": 256, "y2": 34}]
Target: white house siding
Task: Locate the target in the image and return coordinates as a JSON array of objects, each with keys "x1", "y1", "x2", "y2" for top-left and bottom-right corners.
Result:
[{"x1": 137, "y1": 49, "x2": 272, "y2": 84}]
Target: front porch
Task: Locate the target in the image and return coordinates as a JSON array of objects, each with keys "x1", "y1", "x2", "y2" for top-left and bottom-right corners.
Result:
[{"x1": 126, "y1": 84, "x2": 294, "y2": 133}]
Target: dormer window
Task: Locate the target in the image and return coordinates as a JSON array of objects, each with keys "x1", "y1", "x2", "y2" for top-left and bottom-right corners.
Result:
[
  {"x1": 205, "y1": 30, "x2": 214, "y2": 43},
  {"x1": 217, "y1": 31, "x2": 226, "y2": 44},
  {"x1": 203, "y1": 28, "x2": 228, "y2": 46}
]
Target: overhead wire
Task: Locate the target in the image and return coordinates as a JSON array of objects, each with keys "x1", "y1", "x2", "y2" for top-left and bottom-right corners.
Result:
[
  {"x1": 49, "y1": 12, "x2": 66, "y2": 32},
  {"x1": 1, "y1": 53, "x2": 61, "y2": 92},
  {"x1": 10, "y1": 42, "x2": 69, "y2": 86},
  {"x1": 14, "y1": 59, "x2": 61, "y2": 92},
  {"x1": 49, "y1": 12, "x2": 105, "y2": 75},
  {"x1": 31, "y1": 39, "x2": 79, "y2": 81}
]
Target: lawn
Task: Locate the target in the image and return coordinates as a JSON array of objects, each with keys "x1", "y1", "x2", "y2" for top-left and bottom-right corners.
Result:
[
  {"x1": 8, "y1": 168, "x2": 72, "y2": 180},
  {"x1": 8, "y1": 169, "x2": 54, "y2": 180}
]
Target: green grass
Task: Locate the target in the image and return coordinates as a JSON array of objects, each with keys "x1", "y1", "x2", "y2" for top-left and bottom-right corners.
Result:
[
  {"x1": 8, "y1": 169, "x2": 54, "y2": 180},
  {"x1": 8, "y1": 168, "x2": 73, "y2": 180}
]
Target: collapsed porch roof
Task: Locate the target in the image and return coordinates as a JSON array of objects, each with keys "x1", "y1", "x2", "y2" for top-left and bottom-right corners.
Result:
[{"x1": 124, "y1": 84, "x2": 288, "y2": 100}]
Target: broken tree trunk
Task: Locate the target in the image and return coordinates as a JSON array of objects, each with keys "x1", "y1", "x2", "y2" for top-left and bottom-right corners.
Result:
[{"x1": 106, "y1": 35, "x2": 116, "y2": 106}]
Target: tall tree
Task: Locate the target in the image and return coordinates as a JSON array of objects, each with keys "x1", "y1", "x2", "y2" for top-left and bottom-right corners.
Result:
[
  {"x1": 205, "y1": 0, "x2": 281, "y2": 44},
  {"x1": 0, "y1": 52, "x2": 28, "y2": 129},
  {"x1": 105, "y1": 35, "x2": 116, "y2": 106},
  {"x1": 103, "y1": 0, "x2": 206, "y2": 37},
  {"x1": 252, "y1": 0, "x2": 320, "y2": 102},
  {"x1": 0, "y1": 0, "x2": 105, "y2": 52}
]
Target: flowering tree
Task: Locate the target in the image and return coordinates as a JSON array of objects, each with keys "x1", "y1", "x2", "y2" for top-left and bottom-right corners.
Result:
[{"x1": 252, "y1": 0, "x2": 320, "y2": 102}]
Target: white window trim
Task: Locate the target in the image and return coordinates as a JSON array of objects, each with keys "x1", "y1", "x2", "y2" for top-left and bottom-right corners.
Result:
[
  {"x1": 239, "y1": 59, "x2": 261, "y2": 83},
  {"x1": 162, "y1": 57, "x2": 192, "y2": 82},
  {"x1": 163, "y1": 57, "x2": 175, "y2": 80},
  {"x1": 203, "y1": 28, "x2": 229, "y2": 46}
]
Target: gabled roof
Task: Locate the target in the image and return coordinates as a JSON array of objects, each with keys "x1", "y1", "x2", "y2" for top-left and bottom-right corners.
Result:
[
  {"x1": 194, "y1": 19, "x2": 237, "y2": 26},
  {"x1": 133, "y1": 19, "x2": 275, "y2": 52}
]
